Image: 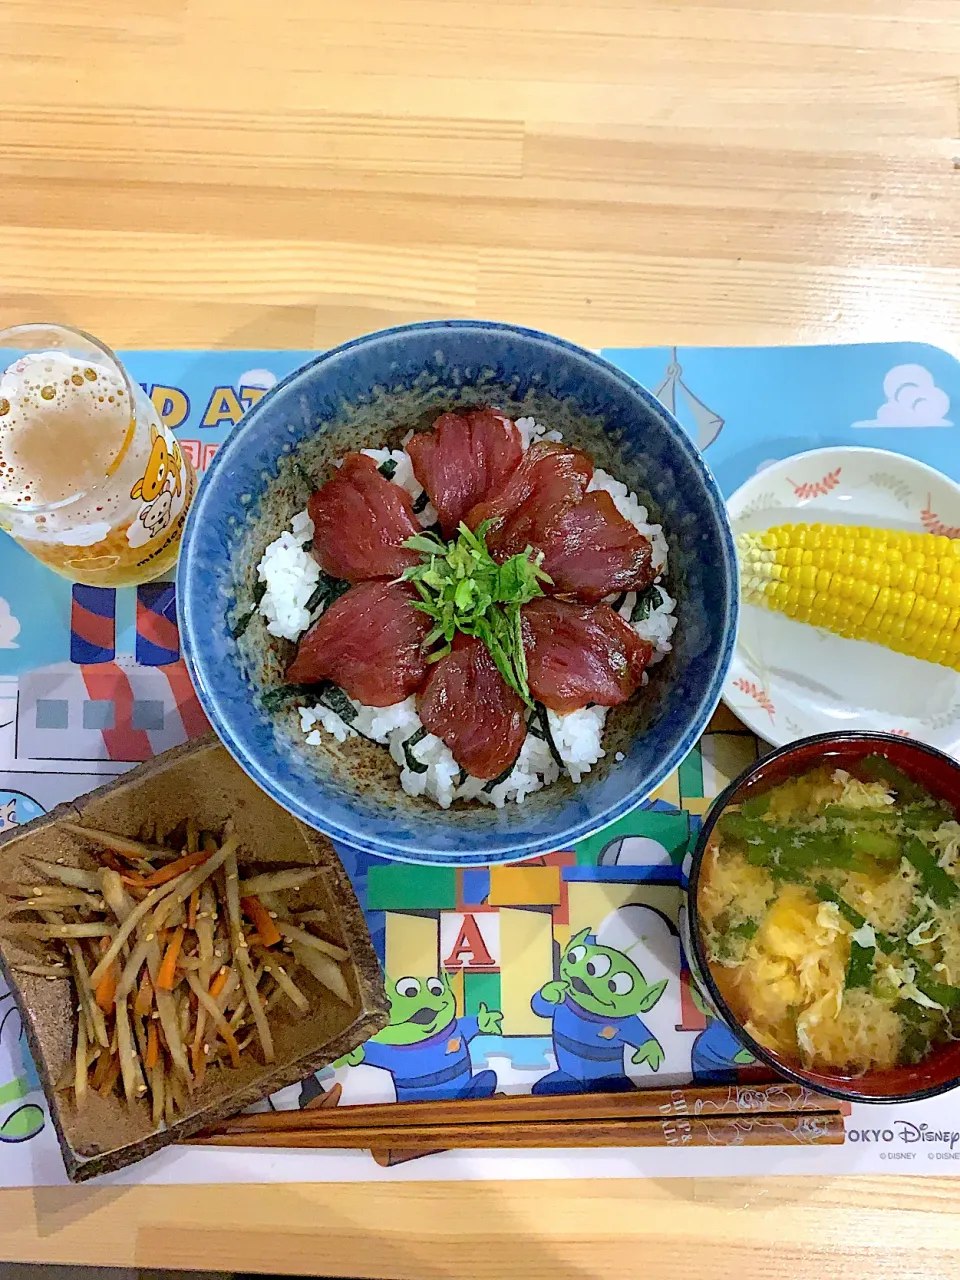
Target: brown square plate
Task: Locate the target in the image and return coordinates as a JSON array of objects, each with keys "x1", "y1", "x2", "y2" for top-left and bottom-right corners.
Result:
[{"x1": 0, "y1": 734, "x2": 388, "y2": 1182}]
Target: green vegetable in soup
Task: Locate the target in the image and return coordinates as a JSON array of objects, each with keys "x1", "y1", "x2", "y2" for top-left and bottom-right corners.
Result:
[
  {"x1": 897, "y1": 1000, "x2": 940, "y2": 1066},
  {"x1": 903, "y1": 838, "x2": 959, "y2": 907},
  {"x1": 860, "y1": 754, "x2": 928, "y2": 804},
  {"x1": 739, "y1": 792, "x2": 770, "y2": 820},
  {"x1": 849, "y1": 829, "x2": 901, "y2": 862},
  {"x1": 846, "y1": 940, "x2": 875, "y2": 989}
]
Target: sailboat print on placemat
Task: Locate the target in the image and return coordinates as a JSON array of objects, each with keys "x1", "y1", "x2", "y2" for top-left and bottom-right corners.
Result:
[{"x1": 654, "y1": 348, "x2": 725, "y2": 450}]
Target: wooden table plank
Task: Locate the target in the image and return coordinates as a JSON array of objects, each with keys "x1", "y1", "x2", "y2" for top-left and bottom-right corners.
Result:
[{"x1": 0, "y1": 1177, "x2": 959, "y2": 1276}]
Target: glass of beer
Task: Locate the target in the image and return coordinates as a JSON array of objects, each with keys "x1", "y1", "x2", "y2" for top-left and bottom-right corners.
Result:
[{"x1": 0, "y1": 323, "x2": 196, "y2": 587}]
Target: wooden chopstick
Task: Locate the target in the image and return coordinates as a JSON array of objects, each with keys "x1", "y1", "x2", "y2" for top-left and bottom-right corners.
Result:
[
  {"x1": 190, "y1": 1110, "x2": 846, "y2": 1151},
  {"x1": 200, "y1": 1079, "x2": 842, "y2": 1139}
]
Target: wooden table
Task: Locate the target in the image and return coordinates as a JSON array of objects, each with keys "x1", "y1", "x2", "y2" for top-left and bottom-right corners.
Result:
[{"x1": 2, "y1": 0, "x2": 960, "y2": 1274}]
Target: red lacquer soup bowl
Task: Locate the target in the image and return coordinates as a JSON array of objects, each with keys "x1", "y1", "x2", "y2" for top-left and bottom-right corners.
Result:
[{"x1": 686, "y1": 731, "x2": 960, "y2": 1104}]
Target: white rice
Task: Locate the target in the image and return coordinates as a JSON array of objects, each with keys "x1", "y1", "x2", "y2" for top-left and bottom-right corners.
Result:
[
  {"x1": 515, "y1": 415, "x2": 564, "y2": 451},
  {"x1": 259, "y1": 418, "x2": 677, "y2": 807},
  {"x1": 360, "y1": 448, "x2": 438, "y2": 527},
  {"x1": 256, "y1": 510, "x2": 320, "y2": 641}
]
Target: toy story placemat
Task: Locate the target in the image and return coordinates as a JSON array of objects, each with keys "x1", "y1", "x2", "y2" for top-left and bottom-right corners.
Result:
[{"x1": 1, "y1": 340, "x2": 959, "y2": 1186}]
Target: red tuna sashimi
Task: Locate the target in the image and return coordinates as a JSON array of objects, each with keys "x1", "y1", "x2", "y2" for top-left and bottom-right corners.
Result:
[
  {"x1": 419, "y1": 633, "x2": 526, "y2": 779},
  {"x1": 522, "y1": 597, "x2": 654, "y2": 714},
  {"x1": 407, "y1": 409, "x2": 524, "y2": 538},
  {"x1": 465, "y1": 442, "x2": 593, "y2": 561},
  {"x1": 309, "y1": 453, "x2": 420, "y2": 582},
  {"x1": 538, "y1": 490, "x2": 656, "y2": 603},
  {"x1": 286, "y1": 580, "x2": 431, "y2": 706}
]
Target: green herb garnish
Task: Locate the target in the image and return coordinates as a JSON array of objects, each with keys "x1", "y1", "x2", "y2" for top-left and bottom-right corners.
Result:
[
  {"x1": 402, "y1": 520, "x2": 551, "y2": 704},
  {"x1": 378, "y1": 459, "x2": 398, "y2": 481}
]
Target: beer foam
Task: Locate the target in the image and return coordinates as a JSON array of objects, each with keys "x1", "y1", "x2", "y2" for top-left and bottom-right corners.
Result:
[{"x1": 0, "y1": 350, "x2": 130, "y2": 508}]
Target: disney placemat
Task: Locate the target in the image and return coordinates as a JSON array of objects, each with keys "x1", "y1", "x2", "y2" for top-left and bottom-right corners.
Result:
[{"x1": 0, "y1": 340, "x2": 958, "y2": 1185}]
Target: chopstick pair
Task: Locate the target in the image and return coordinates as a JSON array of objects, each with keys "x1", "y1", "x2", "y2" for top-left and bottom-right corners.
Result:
[{"x1": 189, "y1": 1080, "x2": 847, "y2": 1156}]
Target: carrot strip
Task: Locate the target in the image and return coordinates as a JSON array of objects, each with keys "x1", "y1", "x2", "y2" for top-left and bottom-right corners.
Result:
[
  {"x1": 188, "y1": 888, "x2": 199, "y2": 932},
  {"x1": 241, "y1": 895, "x2": 281, "y2": 948},
  {"x1": 157, "y1": 926, "x2": 185, "y2": 991},
  {"x1": 190, "y1": 1041, "x2": 206, "y2": 1083},
  {"x1": 185, "y1": 972, "x2": 241, "y2": 1069},
  {"x1": 94, "y1": 963, "x2": 118, "y2": 1012},
  {"x1": 209, "y1": 966, "x2": 229, "y2": 1001},
  {"x1": 145, "y1": 1021, "x2": 159, "y2": 1069},
  {"x1": 140, "y1": 850, "x2": 210, "y2": 888},
  {"x1": 93, "y1": 938, "x2": 116, "y2": 1012}
]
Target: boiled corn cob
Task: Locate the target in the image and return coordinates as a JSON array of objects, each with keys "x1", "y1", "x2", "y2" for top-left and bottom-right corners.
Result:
[{"x1": 737, "y1": 523, "x2": 960, "y2": 671}]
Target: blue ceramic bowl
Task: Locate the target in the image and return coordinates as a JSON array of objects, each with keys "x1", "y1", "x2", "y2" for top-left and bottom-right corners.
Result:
[{"x1": 178, "y1": 321, "x2": 738, "y2": 865}]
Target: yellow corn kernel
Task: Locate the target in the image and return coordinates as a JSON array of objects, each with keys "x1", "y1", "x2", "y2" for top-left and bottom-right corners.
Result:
[{"x1": 890, "y1": 563, "x2": 917, "y2": 591}]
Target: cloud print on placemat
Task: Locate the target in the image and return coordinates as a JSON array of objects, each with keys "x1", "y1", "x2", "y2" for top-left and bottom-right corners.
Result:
[
  {"x1": 0, "y1": 599, "x2": 20, "y2": 649},
  {"x1": 853, "y1": 364, "x2": 953, "y2": 429}
]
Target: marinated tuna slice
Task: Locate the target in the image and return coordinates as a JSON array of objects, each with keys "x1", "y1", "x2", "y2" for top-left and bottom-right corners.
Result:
[
  {"x1": 407, "y1": 409, "x2": 524, "y2": 538},
  {"x1": 539, "y1": 490, "x2": 655, "y2": 603},
  {"x1": 286, "y1": 580, "x2": 431, "y2": 706},
  {"x1": 418, "y1": 633, "x2": 526, "y2": 779},
  {"x1": 522, "y1": 597, "x2": 654, "y2": 714},
  {"x1": 309, "y1": 452, "x2": 420, "y2": 582},
  {"x1": 465, "y1": 442, "x2": 593, "y2": 561}
]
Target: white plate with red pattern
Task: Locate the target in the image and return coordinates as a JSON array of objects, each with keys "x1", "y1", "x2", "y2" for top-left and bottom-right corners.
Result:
[{"x1": 723, "y1": 446, "x2": 960, "y2": 757}]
